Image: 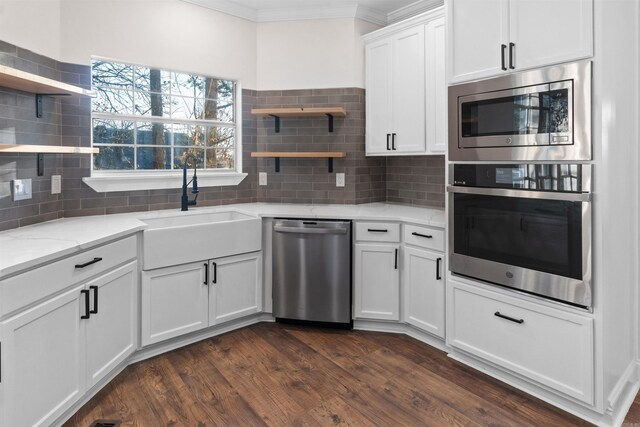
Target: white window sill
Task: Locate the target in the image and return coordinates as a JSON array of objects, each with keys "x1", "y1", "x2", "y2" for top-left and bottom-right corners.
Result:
[{"x1": 83, "y1": 172, "x2": 248, "y2": 192}]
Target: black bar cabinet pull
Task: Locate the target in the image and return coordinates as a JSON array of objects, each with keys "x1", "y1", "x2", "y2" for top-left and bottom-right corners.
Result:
[
  {"x1": 204, "y1": 262, "x2": 209, "y2": 285},
  {"x1": 394, "y1": 248, "x2": 398, "y2": 270},
  {"x1": 386, "y1": 134, "x2": 391, "y2": 151},
  {"x1": 501, "y1": 44, "x2": 507, "y2": 71},
  {"x1": 494, "y1": 311, "x2": 524, "y2": 324},
  {"x1": 412, "y1": 232, "x2": 433, "y2": 239},
  {"x1": 80, "y1": 289, "x2": 90, "y2": 319},
  {"x1": 509, "y1": 42, "x2": 516, "y2": 69},
  {"x1": 75, "y1": 257, "x2": 102, "y2": 269},
  {"x1": 391, "y1": 133, "x2": 397, "y2": 150},
  {"x1": 368, "y1": 228, "x2": 388, "y2": 233},
  {"x1": 89, "y1": 285, "x2": 98, "y2": 314},
  {"x1": 212, "y1": 262, "x2": 217, "y2": 284},
  {"x1": 436, "y1": 258, "x2": 442, "y2": 280}
]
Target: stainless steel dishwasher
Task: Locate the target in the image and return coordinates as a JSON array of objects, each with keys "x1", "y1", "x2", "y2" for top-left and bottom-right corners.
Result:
[{"x1": 272, "y1": 219, "x2": 352, "y2": 328}]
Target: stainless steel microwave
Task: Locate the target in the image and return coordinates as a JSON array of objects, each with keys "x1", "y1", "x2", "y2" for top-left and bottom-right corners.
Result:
[{"x1": 448, "y1": 61, "x2": 591, "y2": 161}]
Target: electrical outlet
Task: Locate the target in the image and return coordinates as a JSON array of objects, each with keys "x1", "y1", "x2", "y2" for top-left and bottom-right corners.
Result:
[
  {"x1": 259, "y1": 172, "x2": 268, "y2": 186},
  {"x1": 336, "y1": 173, "x2": 345, "y2": 188},
  {"x1": 12, "y1": 179, "x2": 32, "y2": 201},
  {"x1": 51, "y1": 175, "x2": 62, "y2": 194}
]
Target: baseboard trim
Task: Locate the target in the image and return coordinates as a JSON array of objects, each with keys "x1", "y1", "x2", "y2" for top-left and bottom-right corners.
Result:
[
  {"x1": 353, "y1": 319, "x2": 447, "y2": 352},
  {"x1": 608, "y1": 360, "x2": 640, "y2": 427},
  {"x1": 608, "y1": 359, "x2": 640, "y2": 412}
]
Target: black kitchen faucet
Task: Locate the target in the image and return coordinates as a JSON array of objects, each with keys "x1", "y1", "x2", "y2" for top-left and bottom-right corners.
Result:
[{"x1": 181, "y1": 154, "x2": 199, "y2": 211}]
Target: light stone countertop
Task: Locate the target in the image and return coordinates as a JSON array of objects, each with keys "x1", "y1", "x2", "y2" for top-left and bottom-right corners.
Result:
[{"x1": 0, "y1": 202, "x2": 444, "y2": 279}]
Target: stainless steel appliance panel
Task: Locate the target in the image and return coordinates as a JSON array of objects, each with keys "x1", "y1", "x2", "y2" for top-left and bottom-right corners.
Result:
[
  {"x1": 272, "y1": 219, "x2": 352, "y2": 324},
  {"x1": 448, "y1": 60, "x2": 591, "y2": 161}
]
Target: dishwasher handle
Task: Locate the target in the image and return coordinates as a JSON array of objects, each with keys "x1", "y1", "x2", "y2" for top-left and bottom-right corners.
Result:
[{"x1": 273, "y1": 225, "x2": 349, "y2": 235}]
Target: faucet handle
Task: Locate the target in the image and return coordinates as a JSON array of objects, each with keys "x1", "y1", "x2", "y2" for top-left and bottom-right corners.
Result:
[{"x1": 192, "y1": 174, "x2": 199, "y2": 194}]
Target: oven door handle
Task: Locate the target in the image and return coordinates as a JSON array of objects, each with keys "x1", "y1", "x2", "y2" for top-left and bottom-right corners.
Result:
[{"x1": 447, "y1": 185, "x2": 592, "y2": 202}]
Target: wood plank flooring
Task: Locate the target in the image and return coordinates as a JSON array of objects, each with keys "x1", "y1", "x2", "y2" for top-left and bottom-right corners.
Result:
[{"x1": 64, "y1": 323, "x2": 640, "y2": 426}]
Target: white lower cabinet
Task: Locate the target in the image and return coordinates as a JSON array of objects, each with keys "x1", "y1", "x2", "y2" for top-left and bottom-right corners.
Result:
[
  {"x1": 354, "y1": 243, "x2": 400, "y2": 320},
  {"x1": 402, "y1": 247, "x2": 444, "y2": 338},
  {"x1": 141, "y1": 261, "x2": 209, "y2": 346},
  {"x1": 448, "y1": 280, "x2": 594, "y2": 405},
  {"x1": 0, "y1": 260, "x2": 137, "y2": 427},
  {"x1": 209, "y1": 252, "x2": 262, "y2": 326},
  {"x1": 141, "y1": 251, "x2": 263, "y2": 346},
  {"x1": 1, "y1": 285, "x2": 85, "y2": 427}
]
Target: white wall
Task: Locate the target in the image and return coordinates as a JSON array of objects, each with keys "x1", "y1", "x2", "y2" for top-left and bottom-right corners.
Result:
[
  {"x1": 59, "y1": 0, "x2": 258, "y2": 88},
  {"x1": 256, "y1": 18, "x2": 381, "y2": 90},
  {"x1": 0, "y1": 0, "x2": 61, "y2": 60}
]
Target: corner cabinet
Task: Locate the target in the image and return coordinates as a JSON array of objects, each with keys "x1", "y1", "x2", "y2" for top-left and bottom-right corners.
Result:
[
  {"x1": 448, "y1": 0, "x2": 593, "y2": 83},
  {"x1": 364, "y1": 8, "x2": 446, "y2": 156}
]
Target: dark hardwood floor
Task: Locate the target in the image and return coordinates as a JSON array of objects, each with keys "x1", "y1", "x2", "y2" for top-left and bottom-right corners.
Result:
[{"x1": 64, "y1": 323, "x2": 639, "y2": 426}]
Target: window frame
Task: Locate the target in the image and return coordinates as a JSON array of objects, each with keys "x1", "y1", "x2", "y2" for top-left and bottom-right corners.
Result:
[{"x1": 83, "y1": 58, "x2": 246, "y2": 192}]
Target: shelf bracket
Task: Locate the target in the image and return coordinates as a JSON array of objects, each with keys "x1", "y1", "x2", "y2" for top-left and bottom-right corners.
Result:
[
  {"x1": 37, "y1": 153, "x2": 44, "y2": 176},
  {"x1": 328, "y1": 158, "x2": 334, "y2": 173},
  {"x1": 326, "y1": 113, "x2": 334, "y2": 132},
  {"x1": 275, "y1": 157, "x2": 280, "y2": 173},
  {"x1": 35, "y1": 93, "x2": 70, "y2": 118},
  {"x1": 269, "y1": 114, "x2": 281, "y2": 133}
]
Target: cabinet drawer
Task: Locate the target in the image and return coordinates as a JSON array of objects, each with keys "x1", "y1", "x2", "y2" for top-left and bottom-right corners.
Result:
[
  {"x1": 355, "y1": 222, "x2": 400, "y2": 242},
  {"x1": 449, "y1": 282, "x2": 594, "y2": 404},
  {"x1": 403, "y1": 224, "x2": 444, "y2": 251},
  {"x1": 0, "y1": 235, "x2": 137, "y2": 317}
]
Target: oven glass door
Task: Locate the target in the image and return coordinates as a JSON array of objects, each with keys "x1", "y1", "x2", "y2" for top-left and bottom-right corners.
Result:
[
  {"x1": 458, "y1": 80, "x2": 572, "y2": 148},
  {"x1": 453, "y1": 193, "x2": 582, "y2": 279}
]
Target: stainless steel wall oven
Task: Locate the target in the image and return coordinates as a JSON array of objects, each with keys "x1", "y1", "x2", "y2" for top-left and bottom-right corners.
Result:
[{"x1": 448, "y1": 164, "x2": 592, "y2": 308}]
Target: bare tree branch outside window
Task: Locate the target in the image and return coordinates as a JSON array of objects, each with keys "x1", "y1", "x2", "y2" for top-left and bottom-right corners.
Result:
[{"x1": 91, "y1": 60, "x2": 237, "y2": 172}]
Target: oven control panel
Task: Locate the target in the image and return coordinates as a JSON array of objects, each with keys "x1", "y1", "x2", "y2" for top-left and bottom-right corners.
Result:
[{"x1": 452, "y1": 164, "x2": 588, "y2": 193}]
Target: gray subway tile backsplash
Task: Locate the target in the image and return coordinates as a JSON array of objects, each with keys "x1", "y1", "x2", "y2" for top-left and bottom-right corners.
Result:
[{"x1": 0, "y1": 41, "x2": 444, "y2": 231}]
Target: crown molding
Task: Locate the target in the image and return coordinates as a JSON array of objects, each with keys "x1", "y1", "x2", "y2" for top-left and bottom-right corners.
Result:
[
  {"x1": 181, "y1": 0, "x2": 436, "y2": 25},
  {"x1": 387, "y1": 0, "x2": 444, "y2": 24}
]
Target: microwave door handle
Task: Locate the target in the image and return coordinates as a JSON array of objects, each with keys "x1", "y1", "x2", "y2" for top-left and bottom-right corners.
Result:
[{"x1": 447, "y1": 185, "x2": 591, "y2": 202}]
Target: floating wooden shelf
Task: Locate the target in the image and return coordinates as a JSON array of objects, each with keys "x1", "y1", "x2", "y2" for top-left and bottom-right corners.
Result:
[
  {"x1": 251, "y1": 107, "x2": 347, "y2": 133},
  {"x1": 0, "y1": 144, "x2": 98, "y2": 176},
  {"x1": 0, "y1": 64, "x2": 94, "y2": 118},
  {"x1": 0, "y1": 144, "x2": 98, "y2": 154},
  {"x1": 251, "y1": 151, "x2": 346, "y2": 173}
]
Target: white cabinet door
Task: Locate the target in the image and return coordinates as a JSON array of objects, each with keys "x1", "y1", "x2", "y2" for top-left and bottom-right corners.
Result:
[
  {"x1": 391, "y1": 25, "x2": 426, "y2": 154},
  {"x1": 85, "y1": 261, "x2": 137, "y2": 388},
  {"x1": 402, "y1": 247, "x2": 445, "y2": 338},
  {"x1": 425, "y1": 16, "x2": 447, "y2": 154},
  {"x1": 365, "y1": 37, "x2": 393, "y2": 155},
  {"x1": 0, "y1": 285, "x2": 85, "y2": 427},
  {"x1": 141, "y1": 261, "x2": 209, "y2": 346},
  {"x1": 509, "y1": 0, "x2": 593, "y2": 71},
  {"x1": 354, "y1": 244, "x2": 400, "y2": 320},
  {"x1": 209, "y1": 252, "x2": 262, "y2": 326},
  {"x1": 448, "y1": 0, "x2": 509, "y2": 83}
]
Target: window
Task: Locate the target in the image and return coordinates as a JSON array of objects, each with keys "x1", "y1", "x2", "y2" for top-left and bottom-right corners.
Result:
[{"x1": 90, "y1": 60, "x2": 239, "y2": 177}]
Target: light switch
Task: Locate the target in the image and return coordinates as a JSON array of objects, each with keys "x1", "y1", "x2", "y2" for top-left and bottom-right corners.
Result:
[
  {"x1": 51, "y1": 175, "x2": 61, "y2": 194},
  {"x1": 12, "y1": 179, "x2": 32, "y2": 201},
  {"x1": 336, "y1": 173, "x2": 345, "y2": 187},
  {"x1": 259, "y1": 172, "x2": 268, "y2": 186}
]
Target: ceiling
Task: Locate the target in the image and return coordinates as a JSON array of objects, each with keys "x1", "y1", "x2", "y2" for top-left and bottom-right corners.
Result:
[{"x1": 181, "y1": 0, "x2": 443, "y2": 25}]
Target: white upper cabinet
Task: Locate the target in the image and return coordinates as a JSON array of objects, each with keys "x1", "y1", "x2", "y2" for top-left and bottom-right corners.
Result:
[
  {"x1": 365, "y1": 8, "x2": 445, "y2": 156},
  {"x1": 448, "y1": 0, "x2": 593, "y2": 84}
]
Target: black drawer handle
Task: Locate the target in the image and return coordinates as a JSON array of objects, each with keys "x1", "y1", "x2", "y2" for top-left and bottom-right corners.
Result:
[
  {"x1": 204, "y1": 263, "x2": 209, "y2": 285},
  {"x1": 391, "y1": 133, "x2": 397, "y2": 150},
  {"x1": 212, "y1": 262, "x2": 217, "y2": 284},
  {"x1": 75, "y1": 257, "x2": 102, "y2": 269},
  {"x1": 386, "y1": 134, "x2": 391, "y2": 151},
  {"x1": 500, "y1": 44, "x2": 507, "y2": 71},
  {"x1": 494, "y1": 311, "x2": 524, "y2": 324},
  {"x1": 89, "y1": 285, "x2": 98, "y2": 314},
  {"x1": 368, "y1": 228, "x2": 388, "y2": 233},
  {"x1": 394, "y1": 248, "x2": 398, "y2": 270},
  {"x1": 436, "y1": 257, "x2": 442, "y2": 280},
  {"x1": 80, "y1": 289, "x2": 90, "y2": 319},
  {"x1": 412, "y1": 232, "x2": 433, "y2": 239}
]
